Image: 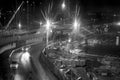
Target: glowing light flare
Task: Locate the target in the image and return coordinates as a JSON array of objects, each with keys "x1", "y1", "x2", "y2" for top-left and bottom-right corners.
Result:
[
  {"x1": 25, "y1": 47, "x2": 29, "y2": 51},
  {"x1": 18, "y1": 23, "x2": 22, "y2": 29},
  {"x1": 39, "y1": 21, "x2": 43, "y2": 25},
  {"x1": 72, "y1": 18, "x2": 80, "y2": 33},
  {"x1": 45, "y1": 19, "x2": 51, "y2": 30},
  {"x1": 44, "y1": 19, "x2": 55, "y2": 33},
  {"x1": 61, "y1": 1, "x2": 66, "y2": 10},
  {"x1": 73, "y1": 19, "x2": 78, "y2": 29},
  {"x1": 44, "y1": 19, "x2": 53, "y2": 46},
  {"x1": 14, "y1": 73, "x2": 23, "y2": 80},
  {"x1": 41, "y1": 2, "x2": 57, "y2": 31},
  {"x1": 116, "y1": 22, "x2": 120, "y2": 26},
  {"x1": 50, "y1": 29, "x2": 52, "y2": 33},
  {"x1": 10, "y1": 63, "x2": 19, "y2": 69},
  {"x1": 41, "y1": 2, "x2": 57, "y2": 46},
  {"x1": 21, "y1": 52, "x2": 30, "y2": 66},
  {"x1": 68, "y1": 38, "x2": 71, "y2": 43},
  {"x1": 22, "y1": 47, "x2": 29, "y2": 52},
  {"x1": 72, "y1": 5, "x2": 81, "y2": 34}
]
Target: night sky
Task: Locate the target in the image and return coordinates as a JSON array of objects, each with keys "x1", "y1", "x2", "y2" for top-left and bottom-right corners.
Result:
[
  {"x1": 1, "y1": 0, "x2": 120, "y2": 10},
  {"x1": 81, "y1": 0, "x2": 120, "y2": 6},
  {"x1": 1, "y1": 0, "x2": 120, "y2": 27},
  {"x1": 0, "y1": 0, "x2": 45, "y2": 10}
]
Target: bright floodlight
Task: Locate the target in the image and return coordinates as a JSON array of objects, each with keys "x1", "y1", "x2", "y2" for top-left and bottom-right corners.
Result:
[
  {"x1": 73, "y1": 18, "x2": 80, "y2": 33},
  {"x1": 21, "y1": 52, "x2": 30, "y2": 66},
  {"x1": 68, "y1": 38, "x2": 71, "y2": 42},
  {"x1": 45, "y1": 19, "x2": 52, "y2": 45},
  {"x1": 117, "y1": 22, "x2": 120, "y2": 26},
  {"x1": 61, "y1": 1, "x2": 66, "y2": 10},
  {"x1": 46, "y1": 19, "x2": 51, "y2": 30},
  {"x1": 18, "y1": 23, "x2": 22, "y2": 29},
  {"x1": 14, "y1": 73, "x2": 23, "y2": 80},
  {"x1": 39, "y1": 21, "x2": 43, "y2": 25},
  {"x1": 73, "y1": 19, "x2": 78, "y2": 29}
]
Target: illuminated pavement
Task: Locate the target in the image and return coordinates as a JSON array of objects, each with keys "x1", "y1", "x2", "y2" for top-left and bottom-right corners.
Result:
[
  {"x1": 13, "y1": 41, "x2": 66, "y2": 80},
  {"x1": 29, "y1": 42, "x2": 57, "y2": 80}
]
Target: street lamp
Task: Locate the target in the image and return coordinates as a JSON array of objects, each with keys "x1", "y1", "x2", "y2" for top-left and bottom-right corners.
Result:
[
  {"x1": 46, "y1": 19, "x2": 51, "y2": 30},
  {"x1": 61, "y1": 1, "x2": 66, "y2": 10},
  {"x1": 116, "y1": 22, "x2": 120, "y2": 26},
  {"x1": 73, "y1": 19, "x2": 78, "y2": 30},
  {"x1": 44, "y1": 18, "x2": 56, "y2": 45},
  {"x1": 39, "y1": 21, "x2": 43, "y2": 26},
  {"x1": 72, "y1": 18, "x2": 80, "y2": 40},
  {"x1": 45, "y1": 19, "x2": 52, "y2": 46},
  {"x1": 73, "y1": 18, "x2": 80, "y2": 34},
  {"x1": 18, "y1": 23, "x2": 22, "y2": 29}
]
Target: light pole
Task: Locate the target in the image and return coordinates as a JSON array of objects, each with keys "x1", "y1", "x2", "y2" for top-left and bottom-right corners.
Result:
[
  {"x1": 72, "y1": 18, "x2": 80, "y2": 40},
  {"x1": 116, "y1": 22, "x2": 120, "y2": 26},
  {"x1": 45, "y1": 19, "x2": 51, "y2": 46},
  {"x1": 73, "y1": 18, "x2": 80, "y2": 34}
]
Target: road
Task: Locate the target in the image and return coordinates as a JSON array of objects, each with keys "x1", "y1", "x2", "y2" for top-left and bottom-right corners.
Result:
[{"x1": 13, "y1": 41, "x2": 66, "y2": 80}]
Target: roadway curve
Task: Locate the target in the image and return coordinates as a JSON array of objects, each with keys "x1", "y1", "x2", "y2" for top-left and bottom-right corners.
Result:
[{"x1": 13, "y1": 42, "x2": 66, "y2": 80}]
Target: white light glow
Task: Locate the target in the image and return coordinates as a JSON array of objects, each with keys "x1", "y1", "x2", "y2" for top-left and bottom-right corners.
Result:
[
  {"x1": 72, "y1": 18, "x2": 80, "y2": 33},
  {"x1": 21, "y1": 52, "x2": 30, "y2": 66},
  {"x1": 73, "y1": 19, "x2": 78, "y2": 29},
  {"x1": 44, "y1": 19, "x2": 52, "y2": 45},
  {"x1": 18, "y1": 23, "x2": 22, "y2": 29},
  {"x1": 117, "y1": 22, "x2": 120, "y2": 26},
  {"x1": 39, "y1": 21, "x2": 43, "y2": 25},
  {"x1": 62, "y1": 1, "x2": 66, "y2": 10},
  {"x1": 46, "y1": 19, "x2": 51, "y2": 30},
  {"x1": 50, "y1": 29, "x2": 52, "y2": 33},
  {"x1": 68, "y1": 38, "x2": 71, "y2": 42},
  {"x1": 41, "y1": 3, "x2": 57, "y2": 45},
  {"x1": 14, "y1": 73, "x2": 23, "y2": 80},
  {"x1": 22, "y1": 47, "x2": 29, "y2": 52},
  {"x1": 10, "y1": 64, "x2": 19, "y2": 69},
  {"x1": 25, "y1": 47, "x2": 29, "y2": 51}
]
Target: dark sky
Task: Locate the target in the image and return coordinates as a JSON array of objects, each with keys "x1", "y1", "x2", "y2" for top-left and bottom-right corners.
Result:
[
  {"x1": 1, "y1": 0, "x2": 120, "y2": 10},
  {"x1": 0, "y1": 0, "x2": 120, "y2": 14},
  {"x1": 0, "y1": 0, "x2": 120, "y2": 27},
  {"x1": 81, "y1": 0, "x2": 120, "y2": 6},
  {"x1": 0, "y1": 0, "x2": 44, "y2": 10}
]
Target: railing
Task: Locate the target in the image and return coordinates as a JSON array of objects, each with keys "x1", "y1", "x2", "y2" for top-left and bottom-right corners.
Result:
[{"x1": 0, "y1": 32, "x2": 45, "y2": 54}]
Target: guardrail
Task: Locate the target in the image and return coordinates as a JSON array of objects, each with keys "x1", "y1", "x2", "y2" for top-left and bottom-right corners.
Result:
[
  {"x1": 0, "y1": 32, "x2": 45, "y2": 46},
  {"x1": 0, "y1": 33, "x2": 45, "y2": 54}
]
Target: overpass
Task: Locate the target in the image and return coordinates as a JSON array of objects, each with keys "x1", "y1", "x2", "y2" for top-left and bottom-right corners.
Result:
[
  {"x1": 0, "y1": 29, "x2": 45, "y2": 54},
  {"x1": 1, "y1": 28, "x2": 120, "y2": 55}
]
